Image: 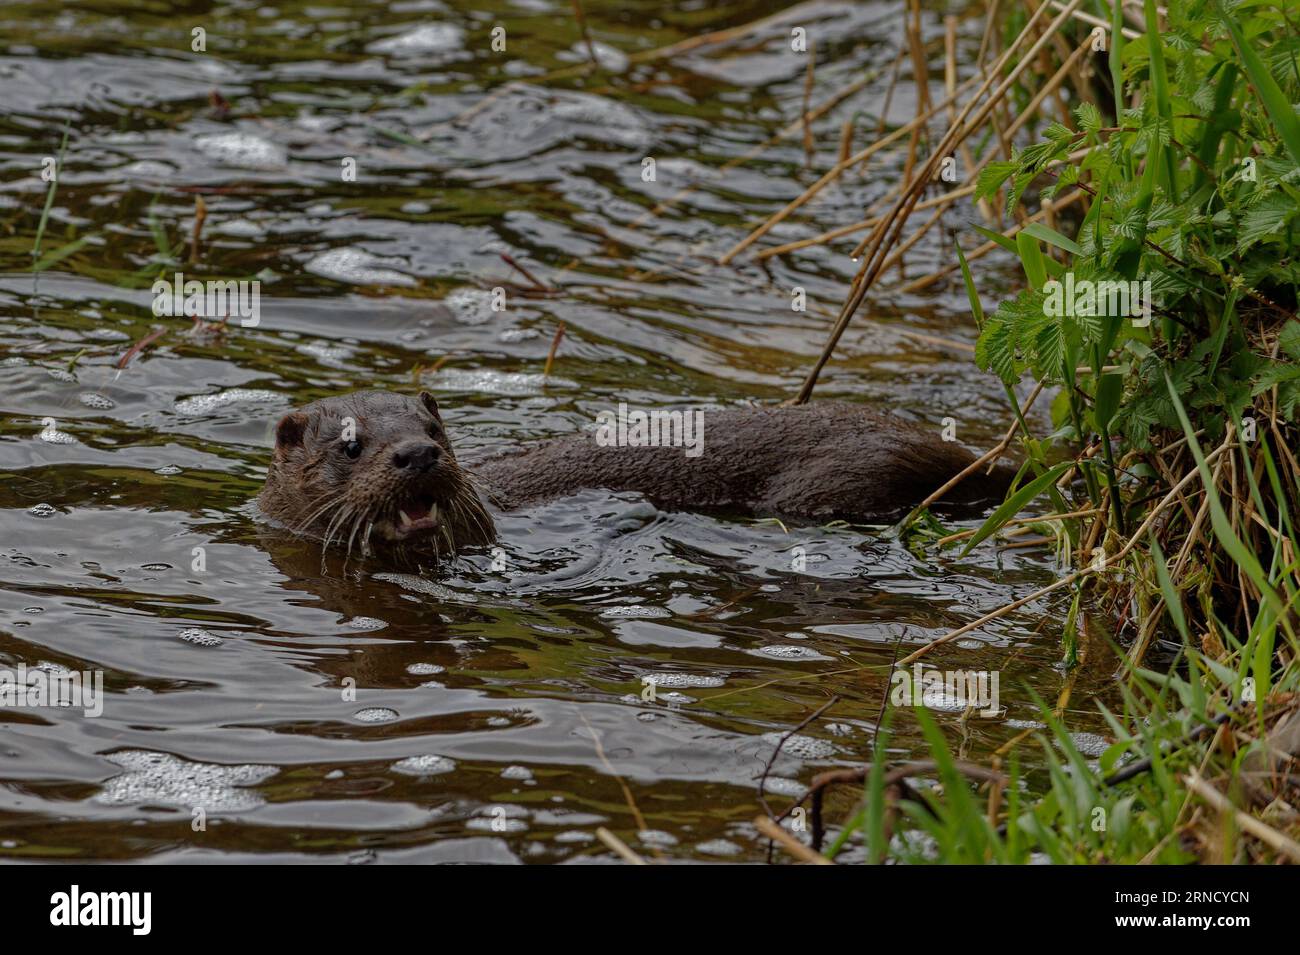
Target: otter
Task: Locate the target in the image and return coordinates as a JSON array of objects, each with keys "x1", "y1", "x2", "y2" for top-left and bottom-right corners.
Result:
[
  {"x1": 258, "y1": 390, "x2": 1012, "y2": 562},
  {"x1": 258, "y1": 390, "x2": 496, "y2": 562}
]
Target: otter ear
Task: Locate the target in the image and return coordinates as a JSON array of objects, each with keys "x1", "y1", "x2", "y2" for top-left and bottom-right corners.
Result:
[
  {"x1": 418, "y1": 391, "x2": 442, "y2": 423},
  {"x1": 274, "y1": 412, "x2": 308, "y2": 449}
]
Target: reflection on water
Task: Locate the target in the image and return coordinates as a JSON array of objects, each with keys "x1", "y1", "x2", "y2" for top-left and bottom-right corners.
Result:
[{"x1": 0, "y1": 0, "x2": 1111, "y2": 862}]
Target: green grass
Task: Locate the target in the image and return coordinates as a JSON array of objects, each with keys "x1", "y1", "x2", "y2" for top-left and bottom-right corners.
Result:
[{"x1": 839, "y1": 0, "x2": 1300, "y2": 865}]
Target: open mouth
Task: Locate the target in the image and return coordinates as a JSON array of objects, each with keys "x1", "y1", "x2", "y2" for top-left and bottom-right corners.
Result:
[{"x1": 391, "y1": 492, "x2": 442, "y2": 540}]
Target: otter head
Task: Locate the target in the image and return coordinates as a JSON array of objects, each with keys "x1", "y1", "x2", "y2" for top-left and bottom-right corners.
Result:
[{"x1": 259, "y1": 390, "x2": 495, "y2": 561}]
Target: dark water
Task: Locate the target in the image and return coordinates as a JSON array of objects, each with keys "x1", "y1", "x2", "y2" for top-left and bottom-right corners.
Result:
[{"x1": 0, "y1": 0, "x2": 1116, "y2": 863}]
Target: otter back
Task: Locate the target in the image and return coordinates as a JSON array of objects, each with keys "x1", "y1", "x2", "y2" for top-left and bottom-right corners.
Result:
[{"x1": 471, "y1": 402, "x2": 1012, "y2": 524}]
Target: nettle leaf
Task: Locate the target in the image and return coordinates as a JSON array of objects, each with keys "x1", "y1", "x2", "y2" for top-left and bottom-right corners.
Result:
[
  {"x1": 975, "y1": 312, "x2": 1018, "y2": 385},
  {"x1": 1145, "y1": 198, "x2": 1180, "y2": 232},
  {"x1": 1117, "y1": 399, "x2": 1161, "y2": 449},
  {"x1": 1251, "y1": 361, "x2": 1300, "y2": 393},
  {"x1": 1076, "y1": 217, "x2": 1099, "y2": 256},
  {"x1": 1165, "y1": 29, "x2": 1199, "y2": 54},
  {"x1": 1259, "y1": 155, "x2": 1300, "y2": 186},
  {"x1": 1190, "y1": 82, "x2": 1216, "y2": 113},
  {"x1": 1006, "y1": 170, "x2": 1037, "y2": 216},
  {"x1": 1041, "y1": 164, "x2": 1079, "y2": 201},
  {"x1": 1075, "y1": 101, "x2": 1102, "y2": 134},
  {"x1": 1107, "y1": 131, "x2": 1130, "y2": 165},
  {"x1": 1043, "y1": 122, "x2": 1074, "y2": 145},
  {"x1": 1148, "y1": 268, "x2": 1193, "y2": 304},
  {"x1": 1237, "y1": 193, "x2": 1296, "y2": 252},
  {"x1": 1018, "y1": 140, "x2": 1061, "y2": 171},
  {"x1": 1280, "y1": 380, "x2": 1300, "y2": 419},
  {"x1": 1279, "y1": 320, "x2": 1300, "y2": 361},
  {"x1": 1033, "y1": 318, "x2": 1067, "y2": 377},
  {"x1": 975, "y1": 160, "x2": 1018, "y2": 201},
  {"x1": 1113, "y1": 204, "x2": 1148, "y2": 240},
  {"x1": 1070, "y1": 310, "x2": 1106, "y2": 347},
  {"x1": 1136, "y1": 115, "x2": 1173, "y2": 152}
]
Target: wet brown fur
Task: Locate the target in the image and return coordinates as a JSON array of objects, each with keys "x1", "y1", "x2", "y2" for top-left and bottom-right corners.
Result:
[
  {"x1": 474, "y1": 401, "x2": 1012, "y2": 523},
  {"x1": 260, "y1": 393, "x2": 1013, "y2": 560}
]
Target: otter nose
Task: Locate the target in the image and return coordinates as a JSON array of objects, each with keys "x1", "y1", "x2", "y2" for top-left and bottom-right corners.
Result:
[{"x1": 391, "y1": 441, "x2": 441, "y2": 472}]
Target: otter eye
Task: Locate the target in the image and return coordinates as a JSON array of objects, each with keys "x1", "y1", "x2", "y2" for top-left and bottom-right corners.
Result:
[{"x1": 342, "y1": 439, "x2": 363, "y2": 459}]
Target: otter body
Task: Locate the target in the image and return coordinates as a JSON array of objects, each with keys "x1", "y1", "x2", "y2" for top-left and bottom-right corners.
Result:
[
  {"x1": 259, "y1": 391, "x2": 1010, "y2": 561},
  {"x1": 474, "y1": 402, "x2": 1009, "y2": 524}
]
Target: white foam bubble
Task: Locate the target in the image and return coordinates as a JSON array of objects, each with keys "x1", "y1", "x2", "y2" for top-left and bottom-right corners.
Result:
[
  {"x1": 640, "y1": 672, "x2": 724, "y2": 688},
  {"x1": 405, "y1": 662, "x2": 445, "y2": 676},
  {"x1": 600, "y1": 605, "x2": 671, "y2": 619},
  {"x1": 354, "y1": 707, "x2": 399, "y2": 723},
  {"x1": 695, "y1": 838, "x2": 742, "y2": 857},
  {"x1": 763, "y1": 776, "x2": 806, "y2": 797},
  {"x1": 38, "y1": 426, "x2": 77, "y2": 445},
  {"x1": 79, "y1": 392, "x2": 116, "y2": 410},
  {"x1": 174, "y1": 387, "x2": 282, "y2": 416},
  {"x1": 761, "y1": 732, "x2": 836, "y2": 760},
  {"x1": 95, "y1": 750, "x2": 277, "y2": 811},
  {"x1": 195, "y1": 132, "x2": 287, "y2": 170},
  {"x1": 425, "y1": 367, "x2": 577, "y2": 396},
  {"x1": 178, "y1": 627, "x2": 223, "y2": 647},
  {"x1": 443, "y1": 287, "x2": 497, "y2": 326},
  {"x1": 392, "y1": 754, "x2": 456, "y2": 776},
  {"x1": 749, "y1": 645, "x2": 833, "y2": 661},
  {"x1": 367, "y1": 23, "x2": 465, "y2": 56},
  {"x1": 304, "y1": 247, "x2": 417, "y2": 287}
]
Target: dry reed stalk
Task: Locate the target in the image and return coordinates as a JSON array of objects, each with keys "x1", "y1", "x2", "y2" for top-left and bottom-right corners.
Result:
[
  {"x1": 901, "y1": 0, "x2": 932, "y2": 191},
  {"x1": 896, "y1": 187, "x2": 1086, "y2": 294},
  {"x1": 976, "y1": 0, "x2": 1001, "y2": 67},
  {"x1": 543, "y1": 322, "x2": 566, "y2": 379},
  {"x1": 718, "y1": 72, "x2": 982, "y2": 264},
  {"x1": 845, "y1": 32, "x2": 1091, "y2": 265},
  {"x1": 802, "y1": 41, "x2": 818, "y2": 166},
  {"x1": 791, "y1": 0, "x2": 1087, "y2": 404},
  {"x1": 873, "y1": 45, "x2": 907, "y2": 142},
  {"x1": 946, "y1": 15, "x2": 993, "y2": 223},
  {"x1": 898, "y1": 329, "x2": 976, "y2": 352},
  {"x1": 754, "y1": 815, "x2": 834, "y2": 865},
  {"x1": 1048, "y1": 1, "x2": 1141, "y2": 39},
  {"x1": 1183, "y1": 774, "x2": 1300, "y2": 863},
  {"x1": 838, "y1": 118, "x2": 853, "y2": 165},
  {"x1": 571, "y1": 0, "x2": 599, "y2": 67},
  {"x1": 897, "y1": 437, "x2": 1235, "y2": 666},
  {"x1": 596, "y1": 827, "x2": 648, "y2": 864},
  {"x1": 905, "y1": 379, "x2": 1045, "y2": 518},
  {"x1": 936, "y1": 507, "x2": 1101, "y2": 547},
  {"x1": 189, "y1": 195, "x2": 207, "y2": 265},
  {"x1": 756, "y1": 183, "x2": 973, "y2": 260}
]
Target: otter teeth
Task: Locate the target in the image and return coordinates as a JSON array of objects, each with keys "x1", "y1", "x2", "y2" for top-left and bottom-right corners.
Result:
[{"x1": 396, "y1": 504, "x2": 438, "y2": 532}]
